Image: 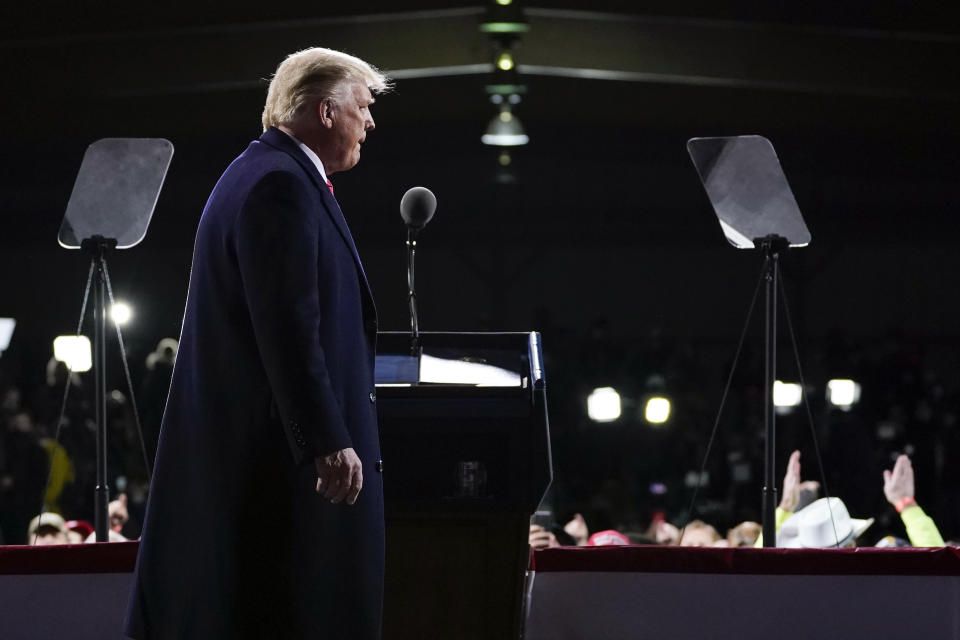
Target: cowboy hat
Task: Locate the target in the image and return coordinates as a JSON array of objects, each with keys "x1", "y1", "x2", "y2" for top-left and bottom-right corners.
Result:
[{"x1": 777, "y1": 497, "x2": 873, "y2": 548}]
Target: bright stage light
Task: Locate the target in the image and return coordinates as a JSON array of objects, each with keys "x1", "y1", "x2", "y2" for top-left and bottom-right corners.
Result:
[
  {"x1": 644, "y1": 397, "x2": 671, "y2": 424},
  {"x1": 496, "y1": 51, "x2": 514, "y2": 71},
  {"x1": 0, "y1": 318, "x2": 15, "y2": 353},
  {"x1": 773, "y1": 381, "x2": 802, "y2": 407},
  {"x1": 53, "y1": 335, "x2": 92, "y2": 372},
  {"x1": 110, "y1": 302, "x2": 132, "y2": 325},
  {"x1": 587, "y1": 387, "x2": 621, "y2": 422},
  {"x1": 827, "y1": 379, "x2": 861, "y2": 409}
]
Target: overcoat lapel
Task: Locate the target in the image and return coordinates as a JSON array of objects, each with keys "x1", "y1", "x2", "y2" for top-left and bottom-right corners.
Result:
[{"x1": 257, "y1": 128, "x2": 376, "y2": 310}]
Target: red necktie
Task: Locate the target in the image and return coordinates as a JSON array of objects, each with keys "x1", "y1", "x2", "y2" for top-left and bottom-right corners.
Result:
[{"x1": 326, "y1": 179, "x2": 334, "y2": 196}]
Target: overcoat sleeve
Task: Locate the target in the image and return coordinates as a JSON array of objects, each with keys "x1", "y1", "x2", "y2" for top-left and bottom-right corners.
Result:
[{"x1": 234, "y1": 170, "x2": 353, "y2": 464}]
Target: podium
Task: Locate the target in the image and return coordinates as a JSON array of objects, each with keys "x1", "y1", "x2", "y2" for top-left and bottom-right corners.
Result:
[{"x1": 376, "y1": 332, "x2": 552, "y2": 640}]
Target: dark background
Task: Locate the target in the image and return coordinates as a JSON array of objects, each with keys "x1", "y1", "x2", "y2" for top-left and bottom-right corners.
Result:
[{"x1": 1, "y1": 1, "x2": 959, "y2": 541}]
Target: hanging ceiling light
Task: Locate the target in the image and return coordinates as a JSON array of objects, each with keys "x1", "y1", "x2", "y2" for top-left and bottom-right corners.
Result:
[{"x1": 481, "y1": 107, "x2": 529, "y2": 146}]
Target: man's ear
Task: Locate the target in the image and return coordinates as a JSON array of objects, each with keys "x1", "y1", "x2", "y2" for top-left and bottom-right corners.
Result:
[{"x1": 316, "y1": 98, "x2": 335, "y2": 130}]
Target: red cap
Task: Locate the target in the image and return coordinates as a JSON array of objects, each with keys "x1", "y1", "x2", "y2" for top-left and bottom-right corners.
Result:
[
  {"x1": 587, "y1": 530, "x2": 630, "y2": 546},
  {"x1": 65, "y1": 520, "x2": 95, "y2": 538}
]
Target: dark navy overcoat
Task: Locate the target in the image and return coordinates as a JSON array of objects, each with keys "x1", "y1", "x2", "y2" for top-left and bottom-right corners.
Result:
[{"x1": 125, "y1": 127, "x2": 383, "y2": 639}]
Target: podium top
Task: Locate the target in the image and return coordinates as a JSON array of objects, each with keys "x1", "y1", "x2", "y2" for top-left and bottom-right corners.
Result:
[{"x1": 375, "y1": 331, "x2": 544, "y2": 389}]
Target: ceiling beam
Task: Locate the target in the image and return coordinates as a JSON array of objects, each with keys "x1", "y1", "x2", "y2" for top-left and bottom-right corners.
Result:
[{"x1": 3, "y1": 7, "x2": 958, "y2": 102}]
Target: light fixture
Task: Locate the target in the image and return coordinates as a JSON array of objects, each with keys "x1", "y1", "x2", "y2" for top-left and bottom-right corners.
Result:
[
  {"x1": 0, "y1": 318, "x2": 15, "y2": 353},
  {"x1": 496, "y1": 51, "x2": 514, "y2": 71},
  {"x1": 827, "y1": 379, "x2": 861, "y2": 409},
  {"x1": 481, "y1": 107, "x2": 529, "y2": 146},
  {"x1": 773, "y1": 381, "x2": 803, "y2": 409},
  {"x1": 496, "y1": 0, "x2": 513, "y2": 6},
  {"x1": 110, "y1": 301, "x2": 133, "y2": 325},
  {"x1": 53, "y1": 335, "x2": 92, "y2": 372},
  {"x1": 644, "y1": 396, "x2": 671, "y2": 424},
  {"x1": 587, "y1": 387, "x2": 621, "y2": 422}
]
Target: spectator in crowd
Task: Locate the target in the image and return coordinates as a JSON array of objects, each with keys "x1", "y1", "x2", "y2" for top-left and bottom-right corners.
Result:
[
  {"x1": 727, "y1": 521, "x2": 761, "y2": 547},
  {"x1": 80, "y1": 493, "x2": 130, "y2": 542},
  {"x1": 529, "y1": 510, "x2": 579, "y2": 549},
  {"x1": 109, "y1": 492, "x2": 129, "y2": 533},
  {"x1": 770, "y1": 450, "x2": 943, "y2": 548},
  {"x1": 38, "y1": 357, "x2": 96, "y2": 521},
  {"x1": 646, "y1": 513, "x2": 681, "y2": 545},
  {"x1": 678, "y1": 519, "x2": 722, "y2": 547},
  {"x1": 65, "y1": 519, "x2": 94, "y2": 543},
  {"x1": 563, "y1": 513, "x2": 590, "y2": 546},
  {"x1": 755, "y1": 449, "x2": 820, "y2": 546},
  {"x1": 0, "y1": 409, "x2": 48, "y2": 544},
  {"x1": 587, "y1": 530, "x2": 630, "y2": 546},
  {"x1": 27, "y1": 512, "x2": 69, "y2": 545},
  {"x1": 138, "y1": 338, "x2": 178, "y2": 468},
  {"x1": 777, "y1": 497, "x2": 873, "y2": 548},
  {"x1": 37, "y1": 417, "x2": 75, "y2": 515},
  {"x1": 1, "y1": 386, "x2": 22, "y2": 423},
  {"x1": 529, "y1": 524, "x2": 561, "y2": 549},
  {"x1": 882, "y1": 454, "x2": 944, "y2": 547},
  {"x1": 35, "y1": 357, "x2": 86, "y2": 429}
]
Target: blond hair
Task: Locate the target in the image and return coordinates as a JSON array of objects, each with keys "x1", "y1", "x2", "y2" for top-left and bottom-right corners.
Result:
[{"x1": 261, "y1": 47, "x2": 391, "y2": 131}]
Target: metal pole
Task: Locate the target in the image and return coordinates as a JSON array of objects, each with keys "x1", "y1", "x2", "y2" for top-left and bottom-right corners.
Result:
[
  {"x1": 93, "y1": 250, "x2": 110, "y2": 542},
  {"x1": 761, "y1": 237, "x2": 780, "y2": 547}
]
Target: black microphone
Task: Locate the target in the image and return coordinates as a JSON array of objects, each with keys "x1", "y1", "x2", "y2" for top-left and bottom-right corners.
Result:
[
  {"x1": 400, "y1": 187, "x2": 436, "y2": 360},
  {"x1": 400, "y1": 186, "x2": 437, "y2": 231}
]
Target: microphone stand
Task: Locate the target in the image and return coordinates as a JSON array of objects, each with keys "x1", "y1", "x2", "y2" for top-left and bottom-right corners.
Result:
[{"x1": 406, "y1": 227, "x2": 422, "y2": 358}]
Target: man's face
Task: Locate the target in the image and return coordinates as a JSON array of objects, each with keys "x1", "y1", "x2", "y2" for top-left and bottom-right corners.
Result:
[{"x1": 324, "y1": 81, "x2": 375, "y2": 174}]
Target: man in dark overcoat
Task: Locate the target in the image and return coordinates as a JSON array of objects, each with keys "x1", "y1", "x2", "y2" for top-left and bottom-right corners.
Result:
[{"x1": 125, "y1": 48, "x2": 389, "y2": 639}]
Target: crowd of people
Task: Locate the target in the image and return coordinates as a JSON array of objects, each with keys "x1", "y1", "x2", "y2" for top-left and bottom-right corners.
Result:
[
  {"x1": 530, "y1": 450, "x2": 946, "y2": 550},
  {"x1": 1, "y1": 323, "x2": 958, "y2": 552},
  {"x1": 539, "y1": 322, "x2": 960, "y2": 548},
  {"x1": 0, "y1": 339, "x2": 174, "y2": 545}
]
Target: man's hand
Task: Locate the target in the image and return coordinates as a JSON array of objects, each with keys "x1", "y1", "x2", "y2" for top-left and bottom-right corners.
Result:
[
  {"x1": 779, "y1": 450, "x2": 802, "y2": 512},
  {"x1": 314, "y1": 447, "x2": 363, "y2": 505},
  {"x1": 529, "y1": 524, "x2": 560, "y2": 549},
  {"x1": 883, "y1": 454, "x2": 915, "y2": 506}
]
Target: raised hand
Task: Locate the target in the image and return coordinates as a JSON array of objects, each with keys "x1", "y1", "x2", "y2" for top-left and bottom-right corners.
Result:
[
  {"x1": 779, "y1": 450, "x2": 802, "y2": 512},
  {"x1": 883, "y1": 454, "x2": 915, "y2": 506}
]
